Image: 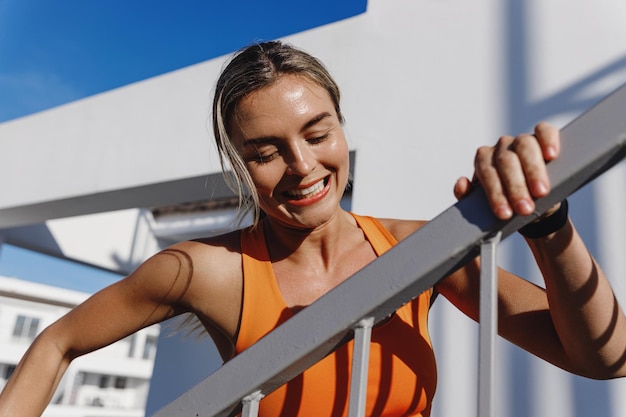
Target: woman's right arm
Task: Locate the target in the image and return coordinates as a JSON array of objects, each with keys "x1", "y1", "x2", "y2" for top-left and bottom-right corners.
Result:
[{"x1": 0, "y1": 246, "x2": 199, "y2": 417}]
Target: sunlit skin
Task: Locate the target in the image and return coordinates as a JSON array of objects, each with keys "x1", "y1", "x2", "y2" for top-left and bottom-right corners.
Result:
[{"x1": 229, "y1": 74, "x2": 350, "y2": 231}]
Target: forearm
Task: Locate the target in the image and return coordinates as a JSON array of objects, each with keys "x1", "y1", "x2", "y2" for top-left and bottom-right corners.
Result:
[
  {"x1": 527, "y1": 219, "x2": 626, "y2": 378},
  {"x1": 0, "y1": 331, "x2": 71, "y2": 417}
]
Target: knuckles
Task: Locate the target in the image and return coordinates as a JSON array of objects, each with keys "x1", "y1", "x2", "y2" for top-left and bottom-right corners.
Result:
[
  {"x1": 474, "y1": 145, "x2": 494, "y2": 164},
  {"x1": 494, "y1": 147, "x2": 518, "y2": 168}
]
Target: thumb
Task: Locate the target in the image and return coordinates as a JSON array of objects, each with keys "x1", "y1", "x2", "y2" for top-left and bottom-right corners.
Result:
[{"x1": 454, "y1": 176, "x2": 472, "y2": 200}]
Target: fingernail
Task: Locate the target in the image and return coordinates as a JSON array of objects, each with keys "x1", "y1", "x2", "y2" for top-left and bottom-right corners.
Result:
[
  {"x1": 515, "y1": 200, "x2": 533, "y2": 215},
  {"x1": 533, "y1": 181, "x2": 548, "y2": 196},
  {"x1": 546, "y1": 146, "x2": 557, "y2": 159},
  {"x1": 496, "y1": 205, "x2": 513, "y2": 219}
]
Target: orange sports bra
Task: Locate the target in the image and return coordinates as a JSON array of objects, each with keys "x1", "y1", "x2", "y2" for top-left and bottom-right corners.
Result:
[{"x1": 235, "y1": 213, "x2": 437, "y2": 416}]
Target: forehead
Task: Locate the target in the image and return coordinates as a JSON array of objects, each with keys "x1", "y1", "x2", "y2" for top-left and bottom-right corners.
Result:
[{"x1": 232, "y1": 74, "x2": 334, "y2": 130}]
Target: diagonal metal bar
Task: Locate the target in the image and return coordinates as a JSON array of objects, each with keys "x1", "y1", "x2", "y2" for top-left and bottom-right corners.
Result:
[
  {"x1": 478, "y1": 232, "x2": 501, "y2": 417},
  {"x1": 153, "y1": 83, "x2": 626, "y2": 417}
]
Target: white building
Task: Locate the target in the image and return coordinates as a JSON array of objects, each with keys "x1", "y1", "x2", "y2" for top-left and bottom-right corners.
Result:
[{"x1": 0, "y1": 276, "x2": 159, "y2": 417}]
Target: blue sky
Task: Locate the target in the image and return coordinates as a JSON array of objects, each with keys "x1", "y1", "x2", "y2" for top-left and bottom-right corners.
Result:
[
  {"x1": 0, "y1": 0, "x2": 367, "y2": 123},
  {"x1": 0, "y1": 0, "x2": 367, "y2": 292}
]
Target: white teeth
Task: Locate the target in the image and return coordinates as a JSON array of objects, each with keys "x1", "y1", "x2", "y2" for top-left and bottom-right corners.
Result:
[{"x1": 287, "y1": 179, "x2": 325, "y2": 198}]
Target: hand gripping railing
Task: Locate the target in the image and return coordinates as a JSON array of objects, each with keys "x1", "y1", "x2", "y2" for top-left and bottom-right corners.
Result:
[{"x1": 153, "y1": 83, "x2": 626, "y2": 417}]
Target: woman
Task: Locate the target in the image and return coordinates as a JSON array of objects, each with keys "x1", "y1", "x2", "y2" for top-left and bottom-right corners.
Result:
[{"x1": 1, "y1": 41, "x2": 624, "y2": 417}]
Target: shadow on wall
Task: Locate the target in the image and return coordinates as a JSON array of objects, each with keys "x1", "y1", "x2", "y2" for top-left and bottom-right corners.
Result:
[
  {"x1": 144, "y1": 318, "x2": 223, "y2": 417},
  {"x1": 502, "y1": 1, "x2": 625, "y2": 416},
  {"x1": 505, "y1": 0, "x2": 626, "y2": 135}
]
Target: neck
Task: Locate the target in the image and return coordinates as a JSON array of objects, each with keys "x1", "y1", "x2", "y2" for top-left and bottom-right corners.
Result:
[{"x1": 262, "y1": 210, "x2": 357, "y2": 265}]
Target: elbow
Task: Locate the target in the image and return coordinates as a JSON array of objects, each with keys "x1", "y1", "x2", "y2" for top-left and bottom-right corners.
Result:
[
  {"x1": 568, "y1": 353, "x2": 626, "y2": 380},
  {"x1": 32, "y1": 326, "x2": 79, "y2": 365},
  {"x1": 580, "y1": 370, "x2": 626, "y2": 381},
  {"x1": 588, "y1": 364, "x2": 626, "y2": 381}
]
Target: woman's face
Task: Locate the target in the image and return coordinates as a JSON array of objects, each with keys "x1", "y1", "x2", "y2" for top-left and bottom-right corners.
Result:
[{"x1": 229, "y1": 74, "x2": 349, "y2": 229}]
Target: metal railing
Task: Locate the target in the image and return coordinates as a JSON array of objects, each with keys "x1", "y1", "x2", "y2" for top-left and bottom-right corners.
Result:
[{"x1": 153, "y1": 83, "x2": 626, "y2": 417}]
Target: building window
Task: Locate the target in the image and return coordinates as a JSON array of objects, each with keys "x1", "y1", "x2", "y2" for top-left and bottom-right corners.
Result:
[
  {"x1": 114, "y1": 376, "x2": 127, "y2": 389},
  {"x1": 12, "y1": 315, "x2": 40, "y2": 341},
  {"x1": 98, "y1": 375, "x2": 109, "y2": 389},
  {"x1": 142, "y1": 335, "x2": 158, "y2": 360},
  {"x1": 127, "y1": 333, "x2": 137, "y2": 358},
  {"x1": 3, "y1": 365, "x2": 16, "y2": 380}
]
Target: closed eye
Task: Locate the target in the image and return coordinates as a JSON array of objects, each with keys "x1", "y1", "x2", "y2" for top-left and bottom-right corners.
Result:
[
  {"x1": 247, "y1": 146, "x2": 279, "y2": 164},
  {"x1": 307, "y1": 133, "x2": 329, "y2": 145}
]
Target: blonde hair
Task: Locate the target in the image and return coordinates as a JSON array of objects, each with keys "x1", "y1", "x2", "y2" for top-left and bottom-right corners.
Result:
[{"x1": 212, "y1": 40, "x2": 344, "y2": 227}]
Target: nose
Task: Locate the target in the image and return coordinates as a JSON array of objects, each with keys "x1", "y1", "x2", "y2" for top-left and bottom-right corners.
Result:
[{"x1": 285, "y1": 142, "x2": 315, "y2": 176}]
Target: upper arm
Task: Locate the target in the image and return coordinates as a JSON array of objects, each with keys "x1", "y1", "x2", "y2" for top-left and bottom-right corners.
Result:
[
  {"x1": 435, "y1": 260, "x2": 588, "y2": 374},
  {"x1": 44, "y1": 244, "x2": 210, "y2": 359}
]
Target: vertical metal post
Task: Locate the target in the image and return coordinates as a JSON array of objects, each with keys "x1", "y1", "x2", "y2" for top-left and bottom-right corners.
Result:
[
  {"x1": 348, "y1": 317, "x2": 375, "y2": 417},
  {"x1": 242, "y1": 391, "x2": 263, "y2": 417},
  {"x1": 478, "y1": 232, "x2": 501, "y2": 417}
]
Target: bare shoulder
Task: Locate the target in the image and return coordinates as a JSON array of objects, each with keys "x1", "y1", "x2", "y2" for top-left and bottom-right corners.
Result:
[
  {"x1": 129, "y1": 230, "x2": 244, "y2": 337},
  {"x1": 37, "y1": 229, "x2": 245, "y2": 362},
  {"x1": 375, "y1": 217, "x2": 428, "y2": 242},
  {"x1": 160, "y1": 230, "x2": 243, "y2": 307},
  {"x1": 173, "y1": 229, "x2": 243, "y2": 285},
  {"x1": 131, "y1": 230, "x2": 241, "y2": 296}
]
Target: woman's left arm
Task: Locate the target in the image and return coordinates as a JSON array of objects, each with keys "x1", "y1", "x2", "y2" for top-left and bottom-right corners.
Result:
[
  {"x1": 450, "y1": 121, "x2": 626, "y2": 379},
  {"x1": 523, "y1": 214, "x2": 626, "y2": 378}
]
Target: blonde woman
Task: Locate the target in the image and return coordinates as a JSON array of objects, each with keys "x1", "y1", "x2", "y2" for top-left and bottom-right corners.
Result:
[{"x1": 1, "y1": 41, "x2": 624, "y2": 417}]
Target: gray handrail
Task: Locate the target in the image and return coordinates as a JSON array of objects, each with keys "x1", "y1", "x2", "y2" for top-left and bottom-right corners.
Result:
[{"x1": 153, "y1": 83, "x2": 626, "y2": 417}]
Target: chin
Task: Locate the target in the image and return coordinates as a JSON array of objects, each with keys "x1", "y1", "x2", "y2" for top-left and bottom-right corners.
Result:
[{"x1": 266, "y1": 204, "x2": 340, "y2": 230}]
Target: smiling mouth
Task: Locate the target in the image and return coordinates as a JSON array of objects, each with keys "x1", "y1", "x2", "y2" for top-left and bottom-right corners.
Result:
[{"x1": 285, "y1": 177, "x2": 328, "y2": 200}]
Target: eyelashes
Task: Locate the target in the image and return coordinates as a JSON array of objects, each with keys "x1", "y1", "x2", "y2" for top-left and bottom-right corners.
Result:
[
  {"x1": 306, "y1": 133, "x2": 329, "y2": 145},
  {"x1": 247, "y1": 133, "x2": 331, "y2": 165},
  {"x1": 252, "y1": 150, "x2": 278, "y2": 164}
]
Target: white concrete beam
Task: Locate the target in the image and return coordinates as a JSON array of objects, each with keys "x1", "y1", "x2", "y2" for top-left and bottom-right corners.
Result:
[
  {"x1": 0, "y1": 173, "x2": 233, "y2": 229},
  {"x1": 0, "y1": 56, "x2": 228, "y2": 228}
]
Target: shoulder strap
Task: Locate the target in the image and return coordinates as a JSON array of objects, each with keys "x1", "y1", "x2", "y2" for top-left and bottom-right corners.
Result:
[
  {"x1": 350, "y1": 213, "x2": 397, "y2": 256},
  {"x1": 237, "y1": 223, "x2": 289, "y2": 353},
  {"x1": 351, "y1": 212, "x2": 433, "y2": 302}
]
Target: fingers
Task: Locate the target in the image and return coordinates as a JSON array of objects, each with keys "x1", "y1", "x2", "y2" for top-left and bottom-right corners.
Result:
[
  {"x1": 510, "y1": 133, "x2": 550, "y2": 198},
  {"x1": 471, "y1": 122, "x2": 560, "y2": 220},
  {"x1": 453, "y1": 176, "x2": 472, "y2": 200},
  {"x1": 534, "y1": 121, "x2": 560, "y2": 161},
  {"x1": 475, "y1": 140, "x2": 518, "y2": 219}
]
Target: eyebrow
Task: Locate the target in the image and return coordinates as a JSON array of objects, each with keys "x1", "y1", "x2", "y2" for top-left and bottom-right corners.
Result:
[
  {"x1": 242, "y1": 112, "x2": 333, "y2": 147},
  {"x1": 301, "y1": 111, "x2": 332, "y2": 131}
]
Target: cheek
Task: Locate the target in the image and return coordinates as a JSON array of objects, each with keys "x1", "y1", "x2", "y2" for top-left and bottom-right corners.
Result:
[
  {"x1": 247, "y1": 164, "x2": 282, "y2": 195},
  {"x1": 328, "y1": 136, "x2": 350, "y2": 168},
  {"x1": 331, "y1": 140, "x2": 351, "y2": 189}
]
